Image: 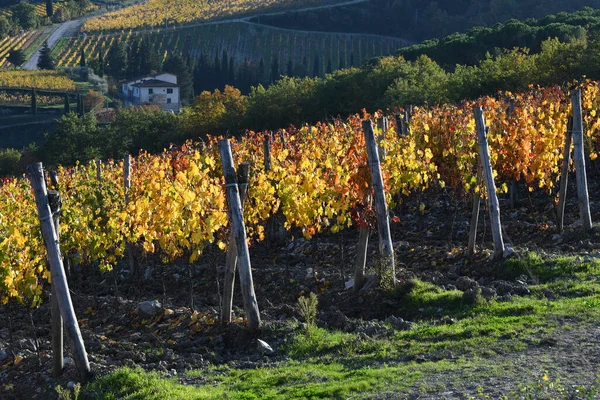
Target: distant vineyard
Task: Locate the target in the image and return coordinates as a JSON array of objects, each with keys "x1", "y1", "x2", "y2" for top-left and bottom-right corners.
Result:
[
  {"x1": 0, "y1": 1, "x2": 69, "y2": 18},
  {"x1": 0, "y1": 90, "x2": 65, "y2": 105},
  {"x1": 82, "y1": 0, "x2": 338, "y2": 32},
  {"x1": 0, "y1": 70, "x2": 76, "y2": 90},
  {"x1": 57, "y1": 22, "x2": 408, "y2": 72},
  {"x1": 0, "y1": 30, "x2": 43, "y2": 68}
]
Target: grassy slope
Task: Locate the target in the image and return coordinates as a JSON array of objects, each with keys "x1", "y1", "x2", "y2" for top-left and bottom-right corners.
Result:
[{"x1": 81, "y1": 253, "x2": 600, "y2": 399}]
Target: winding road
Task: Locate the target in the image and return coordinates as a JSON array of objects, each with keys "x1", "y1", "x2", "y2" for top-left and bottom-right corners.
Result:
[{"x1": 23, "y1": 17, "x2": 86, "y2": 70}]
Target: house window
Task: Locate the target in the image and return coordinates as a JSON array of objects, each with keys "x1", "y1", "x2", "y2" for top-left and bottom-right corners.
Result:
[
  {"x1": 149, "y1": 89, "x2": 154, "y2": 94},
  {"x1": 167, "y1": 98, "x2": 172, "y2": 104},
  {"x1": 167, "y1": 88, "x2": 173, "y2": 94}
]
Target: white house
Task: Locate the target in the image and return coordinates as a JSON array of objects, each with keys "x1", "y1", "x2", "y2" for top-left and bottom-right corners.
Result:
[{"x1": 122, "y1": 73, "x2": 180, "y2": 112}]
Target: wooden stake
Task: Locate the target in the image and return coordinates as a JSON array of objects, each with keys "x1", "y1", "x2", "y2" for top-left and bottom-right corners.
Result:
[
  {"x1": 557, "y1": 116, "x2": 573, "y2": 233},
  {"x1": 474, "y1": 108, "x2": 505, "y2": 259},
  {"x1": 467, "y1": 159, "x2": 482, "y2": 256},
  {"x1": 221, "y1": 162, "x2": 250, "y2": 325},
  {"x1": 280, "y1": 130, "x2": 286, "y2": 149},
  {"x1": 570, "y1": 89, "x2": 593, "y2": 231},
  {"x1": 362, "y1": 120, "x2": 395, "y2": 285},
  {"x1": 467, "y1": 194, "x2": 481, "y2": 256},
  {"x1": 47, "y1": 175, "x2": 63, "y2": 377},
  {"x1": 27, "y1": 163, "x2": 91, "y2": 381},
  {"x1": 377, "y1": 117, "x2": 388, "y2": 161},
  {"x1": 95, "y1": 160, "x2": 102, "y2": 181},
  {"x1": 124, "y1": 155, "x2": 131, "y2": 205},
  {"x1": 218, "y1": 140, "x2": 261, "y2": 332},
  {"x1": 263, "y1": 134, "x2": 271, "y2": 172}
]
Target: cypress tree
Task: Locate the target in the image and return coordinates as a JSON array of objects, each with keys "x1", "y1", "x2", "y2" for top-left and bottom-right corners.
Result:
[
  {"x1": 213, "y1": 50, "x2": 222, "y2": 89},
  {"x1": 37, "y1": 41, "x2": 55, "y2": 70},
  {"x1": 228, "y1": 57, "x2": 235, "y2": 86},
  {"x1": 63, "y1": 93, "x2": 70, "y2": 114},
  {"x1": 221, "y1": 50, "x2": 229, "y2": 86},
  {"x1": 286, "y1": 57, "x2": 293, "y2": 77},
  {"x1": 326, "y1": 57, "x2": 332, "y2": 74},
  {"x1": 257, "y1": 58, "x2": 265, "y2": 86},
  {"x1": 79, "y1": 48, "x2": 86, "y2": 68},
  {"x1": 163, "y1": 53, "x2": 193, "y2": 103},
  {"x1": 31, "y1": 88, "x2": 37, "y2": 114},
  {"x1": 270, "y1": 56, "x2": 279, "y2": 84},
  {"x1": 98, "y1": 46, "x2": 105, "y2": 76},
  {"x1": 312, "y1": 54, "x2": 320, "y2": 78},
  {"x1": 350, "y1": 51, "x2": 355, "y2": 67},
  {"x1": 46, "y1": 0, "x2": 53, "y2": 17}
]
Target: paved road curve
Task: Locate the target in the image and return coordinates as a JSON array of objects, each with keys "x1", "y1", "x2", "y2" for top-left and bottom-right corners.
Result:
[{"x1": 23, "y1": 18, "x2": 85, "y2": 70}]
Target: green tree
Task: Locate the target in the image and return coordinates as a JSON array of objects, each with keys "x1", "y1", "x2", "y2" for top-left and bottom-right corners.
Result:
[
  {"x1": 42, "y1": 113, "x2": 101, "y2": 167},
  {"x1": 63, "y1": 93, "x2": 70, "y2": 114},
  {"x1": 79, "y1": 48, "x2": 86, "y2": 67},
  {"x1": 31, "y1": 88, "x2": 37, "y2": 114},
  {"x1": 106, "y1": 40, "x2": 127, "y2": 79},
  {"x1": 37, "y1": 41, "x2": 55, "y2": 70},
  {"x1": 11, "y1": 2, "x2": 38, "y2": 30},
  {"x1": 270, "y1": 56, "x2": 280, "y2": 84},
  {"x1": 0, "y1": 16, "x2": 11, "y2": 41},
  {"x1": 0, "y1": 148, "x2": 22, "y2": 177},
  {"x1": 7, "y1": 48, "x2": 25, "y2": 67}
]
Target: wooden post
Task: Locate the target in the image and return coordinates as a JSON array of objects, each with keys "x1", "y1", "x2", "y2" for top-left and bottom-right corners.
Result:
[
  {"x1": 362, "y1": 120, "x2": 395, "y2": 285},
  {"x1": 557, "y1": 116, "x2": 574, "y2": 233},
  {"x1": 570, "y1": 89, "x2": 593, "y2": 231},
  {"x1": 221, "y1": 162, "x2": 250, "y2": 325},
  {"x1": 467, "y1": 158, "x2": 482, "y2": 256},
  {"x1": 263, "y1": 134, "x2": 271, "y2": 172},
  {"x1": 95, "y1": 159, "x2": 102, "y2": 181},
  {"x1": 474, "y1": 108, "x2": 505, "y2": 259},
  {"x1": 48, "y1": 171, "x2": 63, "y2": 377},
  {"x1": 377, "y1": 117, "x2": 388, "y2": 161},
  {"x1": 354, "y1": 193, "x2": 371, "y2": 293},
  {"x1": 218, "y1": 140, "x2": 261, "y2": 332},
  {"x1": 27, "y1": 163, "x2": 91, "y2": 381},
  {"x1": 280, "y1": 130, "x2": 286, "y2": 149},
  {"x1": 124, "y1": 155, "x2": 131, "y2": 205}
]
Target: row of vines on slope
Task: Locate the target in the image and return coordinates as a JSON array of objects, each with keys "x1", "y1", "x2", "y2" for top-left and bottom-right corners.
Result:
[
  {"x1": 2, "y1": 80, "x2": 600, "y2": 305},
  {"x1": 82, "y1": 0, "x2": 333, "y2": 33}
]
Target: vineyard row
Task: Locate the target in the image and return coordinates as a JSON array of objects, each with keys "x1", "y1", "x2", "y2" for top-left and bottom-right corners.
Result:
[{"x1": 2, "y1": 80, "x2": 600, "y2": 307}]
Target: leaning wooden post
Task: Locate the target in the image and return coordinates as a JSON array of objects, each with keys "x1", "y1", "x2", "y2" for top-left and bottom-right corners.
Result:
[
  {"x1": 557, "y1": 116, "x2": 574, "y2": 233},
  {"x1": 221, "y1": 162, "x2": 250, "y2": 325},
  {"x1": 362, "y1": 120, "x2": 396, "y2": 286},
  {"x1": 354, "y1": 192, "x2": 371, "y2": 293},
  {"x1": 570, "y1": 89, "x2": 593, "y2": 231},
  {"x1": 124, "y1": 154, "x2": 131, "y2": 205},
  {"x1": 27, "y1": 163, "x2": 91, "y2": 381},
  {"x1": 218, "y1": 140, "x2": 261, "y2": 332},
  {"x1": 474, "y1": 107, "x2": 505, "y2": 259},
  {"x1": 263, "y1": 133, "x2": 271, "y2": 172},
  {"x1": 48, "y1": 171, "x2": 63, "y2": 377}
]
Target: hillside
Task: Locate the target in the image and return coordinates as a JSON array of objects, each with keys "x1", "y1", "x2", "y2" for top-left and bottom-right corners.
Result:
[
  {"x1": 252, "y1": 0, "x2": 600, "y2": 42},
  {"x1": 81, "y1": 0, "x2": 347, "y2": 32},
  {"x1": 54, "y1": 21, "x2": 408, "y2": 90}
]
